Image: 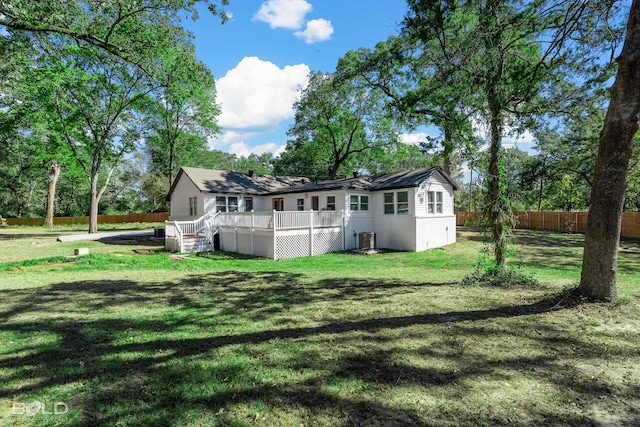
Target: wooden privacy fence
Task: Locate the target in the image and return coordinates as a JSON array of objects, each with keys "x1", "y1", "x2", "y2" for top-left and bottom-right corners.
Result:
[
  {"x1": 5, "y1": 212, "x2": 169, "y2": 226},
  {"x1": 455, "y1": 211, "x2": 640, "y2": 239}
]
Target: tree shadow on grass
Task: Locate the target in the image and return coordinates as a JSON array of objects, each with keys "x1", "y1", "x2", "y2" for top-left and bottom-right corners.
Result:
[{"x1": 1, "y1": 274, "x2": 639, "y2": 426}]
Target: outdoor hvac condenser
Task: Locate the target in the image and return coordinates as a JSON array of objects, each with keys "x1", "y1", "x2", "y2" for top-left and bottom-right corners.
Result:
[{"x1": 358, "y1": 232, "x2": 376, "y2": 250}]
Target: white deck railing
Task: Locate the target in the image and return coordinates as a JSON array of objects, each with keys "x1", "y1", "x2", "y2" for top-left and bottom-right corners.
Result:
[
  {"x1": 167, "y1": 211, "x2": 220, "y2": 252},
  {"x1": 217, "y1": 210, "x2": 343, "y2": 230},
  {"x1": 166, "y1": 210, "x2": 345, "y2": 256}
]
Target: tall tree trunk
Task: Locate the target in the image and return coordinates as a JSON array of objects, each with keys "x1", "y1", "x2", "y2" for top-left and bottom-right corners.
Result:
[
  {"x1": 487, "y1": 104, "x2": 508, "y2": 269},
  {"x1": 538, "y1": 178, "x2": 543, "y2": 212},
  {"x1": 169, "y1": 138, "x2": 176, "y2": 189},
  {"x1": 88, "y1": 167, "x2": 116, "y2": 234},
  {"x1": 578, "y1": 0, "x2": 640, "y2": 301},
  {"x1": 45, "y1": 160, "x2": 61, "y2": 227},
  {"x1": 89, "y1": 173, "x2": 99, "y2": 234}
]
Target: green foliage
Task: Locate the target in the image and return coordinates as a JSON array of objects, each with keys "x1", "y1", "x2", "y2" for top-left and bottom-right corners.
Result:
[
  {"x1": 0, "y1": 0, "x2": 230, "y2": 72},
  {"x1": 462, "y1": 261, "x2": 540, "y2": 288},
  {"x1": 144, "y1": 46, "x2": 221, "y2": 188},
  {"x1": 274, "y1": 70, "x2": 401, "y2": 181}
]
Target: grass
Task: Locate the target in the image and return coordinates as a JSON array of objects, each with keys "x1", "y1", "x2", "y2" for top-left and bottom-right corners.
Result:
[{"x1": 0, "y1": 225, "x2": 639, "y2": 426}]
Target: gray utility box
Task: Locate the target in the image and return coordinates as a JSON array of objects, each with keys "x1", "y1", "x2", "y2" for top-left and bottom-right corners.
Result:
[{"x1": 358, "y1": 232, "x2": 376, "y2": 250}]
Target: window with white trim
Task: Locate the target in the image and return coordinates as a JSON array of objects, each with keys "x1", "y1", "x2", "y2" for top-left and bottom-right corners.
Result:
[
  {"x1": 216, "y1": 196, "x2": 226, "y2": 212},
  {"x1": 215, "y1": 196, "x2": 238, "y2": 212},
  {"x1": 297, "y1": 198, "x2": 304, "y2": 211},
  {"x1": 326, "y1": 196, "x2": 336, "y2": 211},
  {"x1": 228, "y1": 196, "x2": 238, "y2": 212},
  {"x1": 397, "y1": 191, "x2": 409, "y2": 215},
  {"x1": 244, "y1": 197, "x2": 253, "y2": 211},
  {"x1": 427, "y1": 191, "x2": 443, "y2": 214},
  {"x1": 350, "y1": 195, "x2": 369, "y2": 211},
  {"x1": 384, "y1": 192, "x2": 394, "y2": 214},
  {"x1": 189, "y1": 197, "x2": 197, "y2": 216}
]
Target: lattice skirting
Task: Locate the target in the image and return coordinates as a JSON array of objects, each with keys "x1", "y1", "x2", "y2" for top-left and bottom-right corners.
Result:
[
  {"x1": 310, "y1": 229, "x2": 343, "y2": 256},
  {"x1": 217, "y1": 227, "x2": 342, "y2": 259}
]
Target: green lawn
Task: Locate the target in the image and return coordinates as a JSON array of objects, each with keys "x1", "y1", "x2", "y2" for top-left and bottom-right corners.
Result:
[{"x1": 0, "y1": 226, "x2": 639, "y2": 426}]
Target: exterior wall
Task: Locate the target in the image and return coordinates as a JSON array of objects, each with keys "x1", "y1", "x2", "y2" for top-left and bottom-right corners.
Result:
[
  {"x1": 169, "y1": 177, "x2": 203, "y2": 220},
  {"x1": 415, "y1": 215, "x2": 457, "y2": 251},
  {"x1": 416, "y1": 173, "x2": 455, "y2": 216},
  {"x1": 413, "y1": 172, "x2": 456, "y2": 251},
  {"x1": 344, "y1": 214, "x2": 375, "y2": 250},
  {"x1": 271, "y1": 190, "x2": 348, "y2": 212},
  {"x1": 372, "y1": 215, "x2": 417, "y2": 251}
]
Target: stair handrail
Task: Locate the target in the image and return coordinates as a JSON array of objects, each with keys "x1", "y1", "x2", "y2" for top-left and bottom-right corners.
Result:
[
  {"x1": 173, "y1": 221, "x2": 184, "y2": 252},
  {"x1": 203, "y1": 211, "x2": 221, "y2": 245}
]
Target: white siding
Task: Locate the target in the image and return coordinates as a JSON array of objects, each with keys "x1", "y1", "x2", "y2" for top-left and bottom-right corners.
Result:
[
  {"x1": 415, "y1": 215, "x2": 456, "y2": 251},
  {"x1": 344, "y1": 214, "x2": 375, "y2": 250},
  {"x1": 276, "y1": 190, "x2": 348, "y2": 212},
  {"x1": 416, "y1": 173, "x2": 455, "y2": 217},
  {"x1": 169, "y1": 177, "x2": 203, "y2": 220},
  {"x1": 372, "y1": 215, "x2": 417, "y2": 251}
]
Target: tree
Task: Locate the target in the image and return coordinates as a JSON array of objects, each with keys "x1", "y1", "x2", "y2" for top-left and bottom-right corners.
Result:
[
  {"x1": 578, "y1": 0, "x2": 640, "y2": 301},
  {"x1": 145, "y1": 47, "x2": 220, "y2": 190},
  {"x1": 403, "y1": 0, "x2": 620, "y2": 272},
  {"x1": 1, "y1": 1, "x2": 229, "y2": 224},
  {"x1": 0, "y1": 0, "x2": 229, "y2": 71},
  {"x1": 337, "y1": 35, "x2": 476, "y2": 177},
  {"x1": 275, "y1": 71, "x2": 400, "y2": 181},
  {"x1": 35, "y1": 42, "x2": 152, "y2": 233}
]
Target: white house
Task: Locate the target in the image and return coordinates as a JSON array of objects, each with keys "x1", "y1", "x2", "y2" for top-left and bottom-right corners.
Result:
[{"x1": 165, "y1": 166, "x2": 458, "y2": 258}]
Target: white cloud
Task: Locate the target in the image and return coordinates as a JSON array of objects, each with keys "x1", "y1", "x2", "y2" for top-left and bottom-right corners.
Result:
[
  {"x1": 215, "y1": 56, "x2": 310, "y2": 132},
  {"x1": 294, "y1": 18, "x2": 333, "y2": 44},
  {"x1": 253, "y1": 0, "x2": 312, "y2": 29},
  {"x1": 229, "y1": 141, "x2": 286, "y2": 157},
  {"x1": 399, "y1": 132, "x2": 430, "y2": 146},
  {"x1": 208, "y1": 130, "x2": 257, "y2": 151},
  {"x1": 502, "y1": 129, "x2": 536, "y2": 149}
]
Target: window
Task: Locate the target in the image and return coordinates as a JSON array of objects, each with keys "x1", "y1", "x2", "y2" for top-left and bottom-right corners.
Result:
[
  {"x1": 189, "y1": 197, "x2": 197, "y2": 216},
  {"x1": 228, "y1": 196, "x2": 238, "y2": 212},
  {"x1": 384, "y1": 192, "x2": 394, "y2": 214},
  {"x1": 273, "y1": 198, "x2": 284, "y2": 211},
  {"x1": 311, "y1": 196, "x2": 319, "y2": 210},
  {"x1": 216, "y1": 196, "x2": 238, "y2": 212},
  {"x1": 397, "y1": 191, "x2": 409, "y2": 215},
  {"x1": 297, "y1": 198, "x2": 304, "y2": 211},
  {"x1": 350, "y1": 195, "x2": 369, "y2": 211},
  {"x1": 244, "y1": 197, "x2": 253, "y2": 212},
  {"x1": 326, "y1": 196, "x2": 336, "y2": 211},
  {"x1": 360, "y1": 195, "x2": 369, "y2": 211},
  {"x1": 350, "y1": 195, "x2": 359, "y2": 211},
  {"x1": 427, "y1": 191, "x2": 443, "y2": 214},
  {"x1": 215, "y1": 196, "x2": 227, "y2": 212}
]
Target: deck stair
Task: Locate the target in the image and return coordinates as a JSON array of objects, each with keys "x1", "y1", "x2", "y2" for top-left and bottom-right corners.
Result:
[{"x1": 170, "y1": 211, "x2": 220, "y2": 253}]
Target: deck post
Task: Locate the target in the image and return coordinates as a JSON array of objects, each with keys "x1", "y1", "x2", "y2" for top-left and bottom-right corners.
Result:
[
  {"x1": 251, "y1": 210, "x2": 255, "y2": 256},
  {"x1": 341, "y1": 209, "x2": 346, "y2": 251},
  {"x1": 309, "y1": 209, "x2": 314, "y2": 256},
  {"x1": 273, "y1": 209, "x2": 277, "y2": 260}
]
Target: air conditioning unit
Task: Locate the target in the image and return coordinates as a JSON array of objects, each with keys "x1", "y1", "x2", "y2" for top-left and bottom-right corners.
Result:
[{"x1": 358, "y1": 232, "x2": 376, "y2": 250}]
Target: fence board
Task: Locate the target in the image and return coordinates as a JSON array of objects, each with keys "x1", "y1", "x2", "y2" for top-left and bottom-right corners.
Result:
[
  {"x1": 456, "y1": 211, "x2": 640, "y2": 239},
  {"x1": 5, "y1": 212, "x2": 169, "y2": 226}
]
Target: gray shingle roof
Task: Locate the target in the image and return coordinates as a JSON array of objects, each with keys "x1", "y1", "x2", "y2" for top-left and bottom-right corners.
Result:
[
  {"x1": 270, "y1": 167, "x2": 458, "y2": 194},
  {"x1": 168, "y1": 166, "x2": 458, "y2": 200},
  {"x1": 167, "y1": 167, "x2": 306, "y2": 199}
]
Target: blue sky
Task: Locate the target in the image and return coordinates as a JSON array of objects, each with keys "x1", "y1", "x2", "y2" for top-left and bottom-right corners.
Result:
[
  {"x1": 183, "y1": 0, "x2": 537, "y2": 160},
  {"x1": 183, "y1": 0, "x2": 411, "y2": 157}
]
